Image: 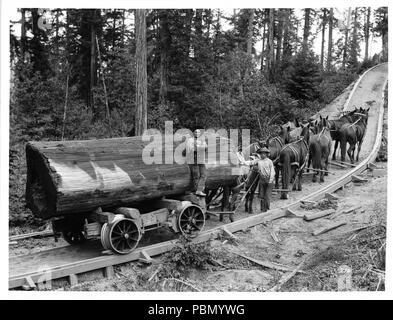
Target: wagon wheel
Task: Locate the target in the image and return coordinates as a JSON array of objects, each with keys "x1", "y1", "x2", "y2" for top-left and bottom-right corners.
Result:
[
  {"x1": 101, "y1": 218, "x2": 141, "y2": 254},
  {"x1": 178, "y1": 205, "x2": 206, "y2": 238}
]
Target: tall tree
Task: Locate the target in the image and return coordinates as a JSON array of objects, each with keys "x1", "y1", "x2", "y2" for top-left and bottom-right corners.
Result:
[
  {"x1": 246, "y1": 9, "x2": 255, "y2": 55},
  {"x1": 158, "y1": 10, "x2": 170, "y2": 104},
  {"x1": 348, "y1": 8, "x2": 360, "y2": 70},
  {"x1": 364, "y1": 7, "x2": 371, "y2": 60},
  {"x1": 135, "y1": 9, "x2": 148, "y2": 135},
  {"x1": 342, "y1": 7, "x2": 352, "y2": 69},
  {"x1": 326, "y1": 8, "x2": 334, "y2": 70},
  {"x1": 302, "y1": 8, "x2": 311, "y2": 51},
  {"x1": 20, "y1": 9, "x2": 27, "y2": 59},
  {"x1": 275, "y1": 9, "x2": 284, "y2": 69},
  {"x1": 374, "y1": 7, "x2": 388, "y2": 62},
  {"x1": 320, "y1": 8, "x2": 328, "y2": 68},
  {"x1": 266, "y1": 8, "x2": 275, "y2": 79}
]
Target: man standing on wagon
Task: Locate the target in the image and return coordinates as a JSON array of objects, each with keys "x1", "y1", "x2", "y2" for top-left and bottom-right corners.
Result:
[
  {"x1": 186, "y1": 128, "x2": 208, "y2": 196},
  {"x1": 257, "y1": 147, "x2": 275, "y2": 212}
]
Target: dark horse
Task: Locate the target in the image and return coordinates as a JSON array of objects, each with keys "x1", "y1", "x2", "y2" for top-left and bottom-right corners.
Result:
[
  {"x1": 244, "y1": 125, "x2": 291, "y2": 213},
  {"x1": 278, "y1": 123, "x2": 310, "y2": 199},
  {"x1": 339, "y1": 111, "x2": 369, "y2": 163},
  {"x1": 327, "y1": 108, "x2": 366, "y2": 160},
  {"x1": 308, "y1": 116, "x2": 332, "y2": 183}
]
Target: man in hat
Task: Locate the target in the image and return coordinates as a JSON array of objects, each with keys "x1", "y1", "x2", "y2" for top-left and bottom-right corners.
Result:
[
  {"x1": 186, "y1": 128, "x2": 208, "y2": 196},
  {"x1": 257, "y1": 147, "x2": 275, "y2": 212},
  {"x1": 242, "y1": 147, "x2": 275, "y2": 212}
]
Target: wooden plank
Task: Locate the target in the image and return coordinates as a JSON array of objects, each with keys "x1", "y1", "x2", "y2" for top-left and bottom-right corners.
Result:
[
  {"x1": 312, "y1": 222, "x2": 347, "y2": 236},
  {"x1": 9, "y1": 230, "x2": 54, "y2": 241},
  {"x1": 230, "y1": 251, "x2": 302, "y2": 273},
  {"x1": 69, "y1": 274, "x2": 78, "y2": 287},
  {"x1": 222, "y1": 227, "x2": 238, "y2": 240},
  {"x1": 305, "y1": 167, "x2": 335, "y2": 174},
  {"x1": 303, "y1": 209, "x2": 335, "y2": 221},
  {"x1": 268, "y1": 257, "x2": 308, "y2": 292},
  {"x1": 329, "y1": 161, "x2": 348, "y2": 168},
  {"x1": 351, "y1": 175, "x2": 368, "y2": 183},
  {"x1": 325, "y1": 192, "x2": 339, "y2": 201},
  {"x1": 22, "y1": 276, "x2": 36, "y2": 290},
  {"x1": 139, "y1": 250, "x2": 154, "y2": 264},
  {"x1": 104, "y1": 266, "x2": 114, "y2": 279}
]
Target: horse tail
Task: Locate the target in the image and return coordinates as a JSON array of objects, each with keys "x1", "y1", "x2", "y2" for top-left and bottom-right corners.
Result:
[
  {"x1": 310, "y1": 140, "x2": 322, "y2": 170},
  {"x1": 280, "y1": 150, "x2": 291, "y2": 199}
]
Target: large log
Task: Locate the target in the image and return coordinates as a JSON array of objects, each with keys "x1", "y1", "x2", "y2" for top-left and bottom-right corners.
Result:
[{"x1": 25, "y1": 136, "x2": 243, "y2": 219}]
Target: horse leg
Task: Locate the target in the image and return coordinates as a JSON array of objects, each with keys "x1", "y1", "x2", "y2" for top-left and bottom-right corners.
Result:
[
  {"x1": 275, "y1": 166, "x2": 280, "y2": 189},
  {"x1": 307, "y1": 154, "x2": 312, "y2": 173},
  {"x1": 244, "y1": 193, "x2": 249, "y2": 212},
  {"x1": 292, "y1": 167, "x2": 298, "y2": 191},
  {"x1": 332, "y1": 139, "x2": 339, "y2": 160},
  {"x1": 298, "y1": 171, "x2": 303, "y2": 191},
  {"x1": 356, "y1": 139, "x2": 363, "y2": 162},
  {"x1": 347, "y1": 143, "x2": 355, "y2": 164}
]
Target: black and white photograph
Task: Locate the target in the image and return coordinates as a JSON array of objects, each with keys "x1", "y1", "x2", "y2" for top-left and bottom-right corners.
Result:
[{"x1": 2, "y1": 0, "x2": 390, "y2": 298}]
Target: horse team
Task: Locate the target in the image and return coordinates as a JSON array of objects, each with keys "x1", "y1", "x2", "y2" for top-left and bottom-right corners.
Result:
[{"x1": 242, "y1": 106, "x2": 370, "y2": 210}]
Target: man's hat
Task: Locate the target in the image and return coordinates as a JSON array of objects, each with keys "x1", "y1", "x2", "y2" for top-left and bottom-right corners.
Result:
[{"x1": 257, "y1": 147, "x2": 270, "y2": 154}]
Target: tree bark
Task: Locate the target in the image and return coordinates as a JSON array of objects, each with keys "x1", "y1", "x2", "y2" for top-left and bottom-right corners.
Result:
[
  {"x1": 282, "y1": 9, "x2": 291, "y2": 62},
  {"x1": 159, "y1": 10, "x2": 170, "y2": 104},
  {"x1": 135, "y1": 9, "x2": 148, "y2": 136},
  {"x1": 260, "y1": 12, "x2": 266, "y2": 71},
  {"x1": 20, "y1": 9, "x2": 26, "y2": 58},
  {"x1": 326, "y1": 8, "x2": 334, "y2": 71},
  {"x1": 364, "y1": 7, "x2": 371, "y2": 60},
  {"x1": 302, "y1": 8, "x2": 311, "y2": 51},
  {"x1": 267, "y1": 8, "x2": 275, "y2": 79},
  {"x1": 342, "y1": 7, "x2": 352, "y2": 69},
  {"x1": 25, "y1": 137, "x2": 241, "y2": 219},
  {"x1": 246, "y1": 9, "x2": 255, "y2": 55},
  {"x1": 89, "y1": 9, "x2": 97, "y2": 113},
  {"x1": 320, "y1": 9, "x2": 327, "y2": 68},
  {"x1": 275, "y1": 9, "x2": 284, "y2": 70}
]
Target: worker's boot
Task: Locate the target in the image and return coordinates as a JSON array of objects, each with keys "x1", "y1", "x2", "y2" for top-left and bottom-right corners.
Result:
[{"x1": 260, "y1": 200, "x2": 266, "y2": 212}]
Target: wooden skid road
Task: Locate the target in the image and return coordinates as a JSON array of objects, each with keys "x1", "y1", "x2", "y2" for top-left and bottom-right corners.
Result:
[{"x1": 9, "y1": 63, "x2": 388, "y2": 289}]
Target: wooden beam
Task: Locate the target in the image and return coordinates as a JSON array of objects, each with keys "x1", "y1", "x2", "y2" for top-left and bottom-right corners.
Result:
[
  {"x1": 351, "y1": 175, "x2": 368, "y2": 183},
  {"x1": 312, "y1": 222, "x2": 347, "y2": 236},
  {"x1": 325, "y1": 192, "x2": 339, "y2": 201},
  {"x1": 69, "y1": 274, "x2": 78, "y2": 287},
  {"x1": 303, "y1": 209, "x2": 335, "y2": 221},
  {"x1": 230, "y1": 251, "x2": 303, "y2": 273},
  {"x1": 139, "y1": 250, "x2": 154, "y2": 264},
  {"x1": 104, "y1": 266, "x2": 114, "y2": 279}
]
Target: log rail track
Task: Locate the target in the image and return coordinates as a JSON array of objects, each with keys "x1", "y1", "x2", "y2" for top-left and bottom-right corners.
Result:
[{"x1": 9, "y1": 63, "x2": 388, "y2": 289}]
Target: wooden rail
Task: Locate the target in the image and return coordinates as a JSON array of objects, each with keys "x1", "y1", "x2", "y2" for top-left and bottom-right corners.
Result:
[{"x1": 9, "y1": 63, "x2": 388, "y2": 289}]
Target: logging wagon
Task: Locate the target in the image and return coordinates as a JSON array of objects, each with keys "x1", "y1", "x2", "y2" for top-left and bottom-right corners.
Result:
[{"x1": 25, "y1": 136, "x2": 242, "y2": 254}]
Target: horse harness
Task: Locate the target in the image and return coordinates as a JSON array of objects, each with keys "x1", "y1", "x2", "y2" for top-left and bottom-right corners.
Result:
[
  {"x1": 280, "y1": 137, "x2": 309, "y2": 168},
  {"x1": 270, "y1": 136, "x2": 284, "y2": 164}
]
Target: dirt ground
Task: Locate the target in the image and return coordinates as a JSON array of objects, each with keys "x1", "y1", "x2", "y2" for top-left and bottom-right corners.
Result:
[
  {"x1": 66, "y1": 161, "x2": 386, "y2": 292},
  {"x1": 9, "y1": 64, "x2": 388, "y2": 292}
]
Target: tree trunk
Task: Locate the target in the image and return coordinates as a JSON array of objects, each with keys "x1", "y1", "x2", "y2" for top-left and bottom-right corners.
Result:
[
  {"x1": 320, "y1": 9, "x2": 327, "y2": 68},
  {"x1": 275, "y1": 9, "x2": 284, "y2": 70},
  {"x1": 382, "y1": 11, "x2": 388, "y2": 61},
  {"x1": 282, "y1": 9, "x2": 291, "y2": 62},
  {"x1": 267, "y1": 8, "x2": 275, "y2": 79},
  {"x1": 135, "y1": 9, "x2": 148, "y2": 135},
  {"x1": 25, "y1": 137, "x2": 241, "y2": 219},
  {"x1": 326, "y1": 8, "x2": 334, "y2": 71},
  {"x1": 260, "y1": 14, "x2": 266, "y2": 71},
  {"x1": 159, "y1": 10, "x2": 169, "y2": 104},
  {"x1": 364, "y1": 7, "x2": 371, "y2": 60},
  {"x1": 342, "y1": 7, "x2": 352, "y2": 69},
  {"x1": 89, "y1": 10, "x2": 97, "y2": 113},
  {"x1": 246, "y1": 9, "x2": 255, "y2": 55},
  {"x1": 302, "y1": 8, "x2": 311, "y2": 51},
  {"x1": 350, "y1": 8, "x2": 358, "y2": 67},
  {"x1": 20, "y1": 9, "x2": 26, "y2": 58}
]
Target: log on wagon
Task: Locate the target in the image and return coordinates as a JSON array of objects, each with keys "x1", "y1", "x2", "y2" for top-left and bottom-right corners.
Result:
[{"x1": 25, "y1": 135, "x2": 244, "y2": 254}]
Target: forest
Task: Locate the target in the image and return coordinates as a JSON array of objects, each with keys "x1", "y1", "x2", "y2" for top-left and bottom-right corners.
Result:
[{"x1": 9, "y1": 8, "x2": 388, "y2": 226}]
